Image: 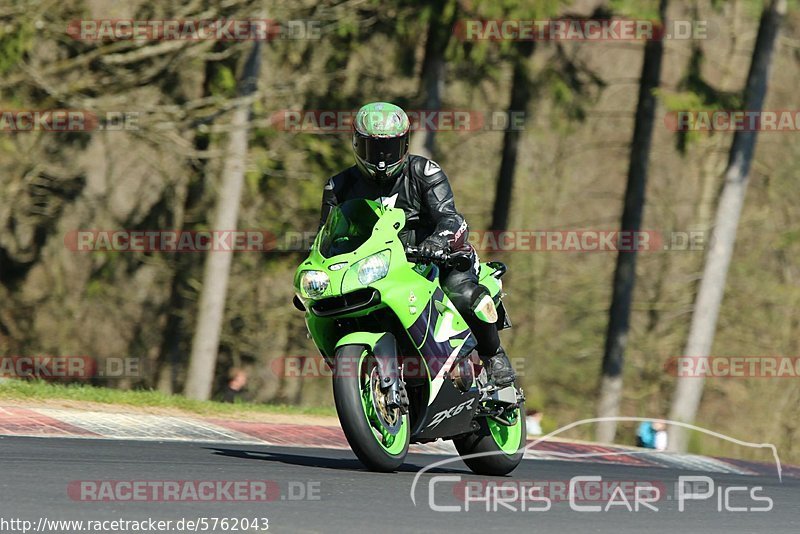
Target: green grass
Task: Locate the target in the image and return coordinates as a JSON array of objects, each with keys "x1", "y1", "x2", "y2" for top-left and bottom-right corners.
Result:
[{"x1": 0, "y1": 379, "x2": 336, "y2": 418}]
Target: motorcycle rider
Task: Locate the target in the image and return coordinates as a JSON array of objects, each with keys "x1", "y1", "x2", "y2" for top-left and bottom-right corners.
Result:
[{"x1": 319, "y1": 102, "x2": 515, "y2": 386}]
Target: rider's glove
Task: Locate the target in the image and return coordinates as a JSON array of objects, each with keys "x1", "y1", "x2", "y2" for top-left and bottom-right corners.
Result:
[{"x1": 418, "y1": 234, "x2": 450, "y2": 261}]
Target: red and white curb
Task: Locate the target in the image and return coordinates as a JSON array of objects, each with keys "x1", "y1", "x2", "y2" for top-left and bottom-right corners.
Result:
[{"x1": 0, "y1": 405, "x2": 795, "y2": 479}]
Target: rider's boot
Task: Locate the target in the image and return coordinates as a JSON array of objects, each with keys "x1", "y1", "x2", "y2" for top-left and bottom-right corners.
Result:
[{"x1": 481, "y1": 346, "x2": 515, "y2": 387}]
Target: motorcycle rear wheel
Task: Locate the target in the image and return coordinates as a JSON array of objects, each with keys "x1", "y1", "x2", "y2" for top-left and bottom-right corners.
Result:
[{"x1": 453, "y1": 400, "x2": 526, "y2": 476}]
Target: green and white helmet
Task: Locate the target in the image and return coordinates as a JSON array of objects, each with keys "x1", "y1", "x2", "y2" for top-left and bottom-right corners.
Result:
[{"x1": 352, "y1": 102, "x2": 410, "y2": 183}]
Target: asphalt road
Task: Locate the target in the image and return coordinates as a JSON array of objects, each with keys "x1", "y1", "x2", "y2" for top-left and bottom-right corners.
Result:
[{"x1": 0, "y1": 436, "x2": 797, "y2": 533}]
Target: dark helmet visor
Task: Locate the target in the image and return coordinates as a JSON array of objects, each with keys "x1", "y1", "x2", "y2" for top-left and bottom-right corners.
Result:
[{"x1": 354, "y1": 132, "x2": 408, "y2": 167}]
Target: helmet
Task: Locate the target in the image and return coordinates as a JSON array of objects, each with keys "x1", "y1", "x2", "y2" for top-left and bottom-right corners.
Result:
[{"x1": 352, "y1": 102, "x2": 410, "y2": 183}]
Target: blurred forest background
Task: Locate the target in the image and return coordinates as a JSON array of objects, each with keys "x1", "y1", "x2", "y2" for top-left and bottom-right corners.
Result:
[{"x1": 0, "y1": 0, "x2": 799, "y2": 461}]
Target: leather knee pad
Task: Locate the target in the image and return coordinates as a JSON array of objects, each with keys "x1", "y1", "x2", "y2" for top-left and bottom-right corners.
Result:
[
  {"x1": 463, "y1": 287, "x2": 500, "y2": 356},
  {"x1": 442, "y1": 273, "x2": 500, "y2": 356}
]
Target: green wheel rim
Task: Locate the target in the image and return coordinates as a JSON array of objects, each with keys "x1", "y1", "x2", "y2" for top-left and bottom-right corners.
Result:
[
  {"x1": 357, "y1": 352, "x2": 408, "y2": 455},
  {"x1": 488, "y1": 409, "x2": 522, "y2": 455}
]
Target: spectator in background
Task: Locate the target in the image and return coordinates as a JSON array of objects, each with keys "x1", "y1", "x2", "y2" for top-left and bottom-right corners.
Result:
[
  {"x1": 637, "y1": 420, "x2": 668, "y2": 450},
  {"x1": 526, "y1": 409, "x2": 543, "y2": 437},
  {"x1": 652, "y1": 421, "x2": 668, "y2": 451},
  {"x1": 222, "y1": 368, "x2": 248, "y2": 403}
]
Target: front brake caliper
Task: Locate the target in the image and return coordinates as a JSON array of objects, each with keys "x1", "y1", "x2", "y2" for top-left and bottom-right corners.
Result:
[{"x1": 383, "y1": 378, "x2": 409, "y2": 414}]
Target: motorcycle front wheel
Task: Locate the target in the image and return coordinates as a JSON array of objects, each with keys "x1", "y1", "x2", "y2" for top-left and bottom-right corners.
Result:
[{"x1": 332, "y1": 344, "x2": 410, "y2": 472}]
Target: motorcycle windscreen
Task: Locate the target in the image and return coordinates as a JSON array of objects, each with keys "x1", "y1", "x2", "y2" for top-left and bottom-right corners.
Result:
[{"x1": 318, "y1": 199, "x2": 381, "y2": 258}]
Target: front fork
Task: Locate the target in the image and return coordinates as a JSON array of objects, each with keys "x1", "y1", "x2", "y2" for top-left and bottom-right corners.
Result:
[
  {"x1": 335, "y1": 332, "x2": 409, "y2": 413},
  {"x1": 372, "y1": 333, "x2": 409, "y2": 413}
]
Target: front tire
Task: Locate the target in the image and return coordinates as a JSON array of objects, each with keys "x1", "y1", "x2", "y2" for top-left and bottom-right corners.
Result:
[
  {"x1": 332, "y1": 345, "x2": 410, "y2": 472},
  {"x1": 454, "y1": 401, "x2": 526, "y2": 476}
]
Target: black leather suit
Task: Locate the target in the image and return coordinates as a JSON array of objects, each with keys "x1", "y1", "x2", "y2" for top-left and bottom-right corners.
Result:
[{"x1": 320, "y1": 155, "x2": 500, "y2": 356}]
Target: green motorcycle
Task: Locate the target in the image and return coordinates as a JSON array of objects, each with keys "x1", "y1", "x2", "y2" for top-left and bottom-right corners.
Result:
[{"x1": 293, "y1": 198, "x2": 525, "y2": 474}]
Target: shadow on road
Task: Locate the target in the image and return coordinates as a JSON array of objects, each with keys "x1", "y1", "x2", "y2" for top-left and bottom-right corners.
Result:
[{"x1": 204, "y1": 447, "x2": 472, "y2": 475}]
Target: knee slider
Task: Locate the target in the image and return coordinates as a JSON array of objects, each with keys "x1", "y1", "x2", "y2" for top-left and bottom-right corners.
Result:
[{"x1": 470, "y1": 287, "x2": 498, "y2": 323}]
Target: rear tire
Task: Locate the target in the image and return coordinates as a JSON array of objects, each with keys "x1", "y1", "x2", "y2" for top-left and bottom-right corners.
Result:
[
  {"x1": 332, "y1": 345, "x2": 410, "y2": 472},
  {"x1": 454, "y1": 401, "x2": 526, "y2": 476}
]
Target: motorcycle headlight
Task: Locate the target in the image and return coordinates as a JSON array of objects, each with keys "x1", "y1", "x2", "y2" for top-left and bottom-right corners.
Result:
[
  {"x1": 340, "y1": 250, "x2": 391, "y2": 293},
  {"x1": 357, "y1": 250, "x2": 391, "y2": 285},
  {"x1": 300, "y1": 270, "x2": 329, "y2": 298}
]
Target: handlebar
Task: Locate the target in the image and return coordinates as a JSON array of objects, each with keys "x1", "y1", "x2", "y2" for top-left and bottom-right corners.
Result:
[{"x1": 405, "y1": 245, "x2": 473, "y2": 272}]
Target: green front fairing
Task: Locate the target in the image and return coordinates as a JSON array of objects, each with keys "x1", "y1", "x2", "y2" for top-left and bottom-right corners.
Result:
[
  {"x1": 478, "y1": 263, "x2": 503, "y2": 301},
  {"x1": 295, "y1": 201, "x2": 470, "y2": 361}
]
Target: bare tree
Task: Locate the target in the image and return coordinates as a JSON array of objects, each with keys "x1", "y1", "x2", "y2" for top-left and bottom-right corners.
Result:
[
  {"x1": 668, "y1": 0, "x2": 787, "y2": 451},
  {"x1": 596, "y1": 0, "x2": 668, "y2": 443},
  {"x1": 157, "y1": 43, "x2": 239, "y2": 395},
  {"x1": 489, "y1": 40, "x2": 535, "y2": 232},
  {"x1": 184, "y1": 41, "x2": 262, "y2": 401},
  {"x1": 409, "y1": 0, "x2": 455, "y2": 159}
]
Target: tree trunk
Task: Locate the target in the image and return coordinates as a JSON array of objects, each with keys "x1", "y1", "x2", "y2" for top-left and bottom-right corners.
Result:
[
  {"x1": 157, "y1": 45, "x2": 237, "y2": 394},
  {"x1": 668, "y1": 0, "x2": 786, "y2": 451},
  {"x1": 489, "y1": 40, "x2": 535, "y2": 232},
  {"x1": 410, "y1": 0, "x2": 452, "y2": 160},
  {"x1": 184, "y1": 42, "x2": 262, "y2": 401},
  {"x1": 596, "y1": 0, "x2": 667, "y2": 443}
]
